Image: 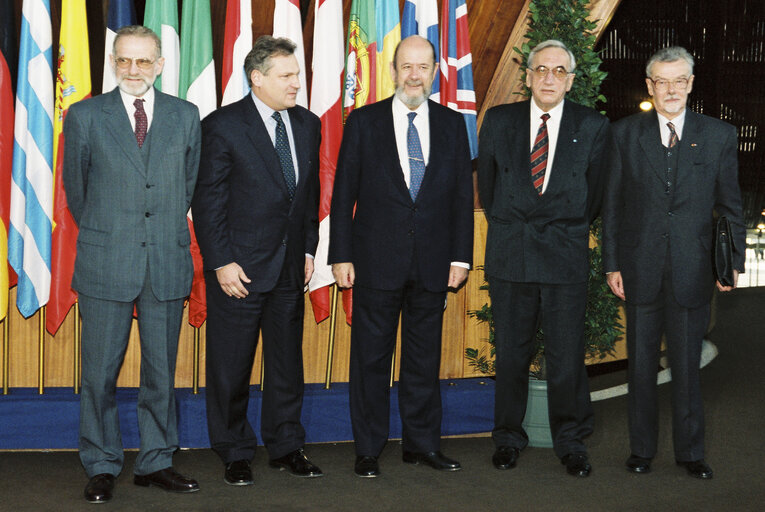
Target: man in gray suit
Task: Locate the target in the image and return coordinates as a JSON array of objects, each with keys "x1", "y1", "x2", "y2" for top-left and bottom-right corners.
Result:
[
  {"x1": 603, "y1": 46, "x2": 745, "y2": 479},
  {"x1": 63, "y1": 26, "x2": 201, "y2": 503}
]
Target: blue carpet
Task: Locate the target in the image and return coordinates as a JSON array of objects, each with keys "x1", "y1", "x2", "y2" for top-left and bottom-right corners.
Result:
[{"x1": 0, "y1": 379, "x2": 494, "y2": 450}]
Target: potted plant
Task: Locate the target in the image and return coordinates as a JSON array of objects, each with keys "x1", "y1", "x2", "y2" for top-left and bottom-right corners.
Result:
[{"x1": 465, "y1": 0, "x2": 623, "y2": 447}]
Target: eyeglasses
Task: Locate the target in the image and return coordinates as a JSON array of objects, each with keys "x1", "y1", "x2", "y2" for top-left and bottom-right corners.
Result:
[
  {"x1": 114, "y1": 57, "x2": 156, "y2": 70},
  {"x1": 649, "y1": 77, "x2": 690, "y2": 91},
  {"x1": 530, "y1": 65, "x2": 571, "y2": 80}
]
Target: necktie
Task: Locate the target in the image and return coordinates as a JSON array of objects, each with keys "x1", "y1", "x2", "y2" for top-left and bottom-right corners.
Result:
[
  {"x1": 531, "y1": 113, "x2": 550, "y2": 195},
  {"x1": 667, "y1": 121, "x2": 678, "y2": 148},
  {"x1": 134, "y1": 98, "x2": 147, "y2": 148},
  {"x1": 272, "y1": 111, "x2": 296, "y2": 199},
  {"x1": 407, "y1": 112, "x2": 425, "y2": 200}
]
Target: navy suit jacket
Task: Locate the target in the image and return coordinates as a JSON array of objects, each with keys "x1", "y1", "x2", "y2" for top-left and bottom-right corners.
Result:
[
  {"x1": 329, "y1": 97, "x2": 474, "y2": 292},
  {"x1": 191, "y1": 95, "x2": 320, "y2": 292},
  {"x1": 478, "y1": 100, "x2": 610, "y2": 284},
  {"x1": 602, "y1": 110, "x2": 746, "y2": 308}
]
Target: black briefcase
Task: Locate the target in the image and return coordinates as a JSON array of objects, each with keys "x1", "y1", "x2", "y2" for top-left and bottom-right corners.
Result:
[{"x1": 713, "y1": 216, "x2": 735, "y2": 287}]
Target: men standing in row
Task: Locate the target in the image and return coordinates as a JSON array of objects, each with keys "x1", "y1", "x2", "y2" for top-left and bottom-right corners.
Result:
[
  {"x1": 192, "y1": 36, "x2": 322, "y2": 485},
  {"x1": 603, "y1": 46, "x2": 746, "y2": 479},
  {"x1": 478, "y1": 40, "x2": 610, "y2": 477},
  {"x1": 63, "y1": 26, "x2": 201, "y2": 503},
  {"x1": 330, "y1": 35, "x2": 474, "y2": 478}
]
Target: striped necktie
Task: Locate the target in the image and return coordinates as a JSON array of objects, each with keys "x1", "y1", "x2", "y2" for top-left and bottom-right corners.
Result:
[{"x1": 530, "y1": 113, "x2": 550, "y2": 195}]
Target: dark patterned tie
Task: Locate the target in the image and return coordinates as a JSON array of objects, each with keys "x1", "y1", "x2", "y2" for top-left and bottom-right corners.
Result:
[
  {"x1": 667, "y1": 121, "x2": 678, "y2": 148},
  {"x1": 133, "y1": 98, "x2": 147, "y2": 148},
  {"x1": 407, "y1": 112, "x2": 425, "y2": 200},
  {"x1": 272, "y1": 111, "x2": 296, "y2": 199},
  {"x1": 531, "y1": 113, "x2": 550, "y2": 195}
]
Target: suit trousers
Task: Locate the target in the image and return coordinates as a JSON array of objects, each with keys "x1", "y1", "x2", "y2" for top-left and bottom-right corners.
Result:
[
  {"x1": 489, "y1": 278, "x2": 593, "y2": 458},
  {"x1": 626, "y1": 261, "x2": 710, "y2": 462},
  {"x1": 350, "y1": 268, "x2": 447, "y2": 457},
  {"x1": 204, "y1": 257, "x2": 306, "y2": 463},
  {"x1": 78, "y1": 267, "x2": 185, "y2": 478}
]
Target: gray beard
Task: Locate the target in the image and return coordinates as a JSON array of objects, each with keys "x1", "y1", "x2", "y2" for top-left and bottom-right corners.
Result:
[{"x1": 395, "y1": 87, "x2": 429, "y2": 109}]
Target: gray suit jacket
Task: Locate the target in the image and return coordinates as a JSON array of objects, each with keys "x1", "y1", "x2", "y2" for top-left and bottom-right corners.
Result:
[
  {"x1": 602, "y1": 110, "x2": 746, "y2": 308},
  {"x1": 63, "y1": 88, "x2": 201, "y2": 302}
]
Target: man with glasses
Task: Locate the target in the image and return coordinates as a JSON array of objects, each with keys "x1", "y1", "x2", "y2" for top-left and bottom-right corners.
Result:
[
  {"x1": 478, "y1": 39, "x2": 610, "y2": 477},
  {"x1": 602, "y1": 46, "x2": 745, "y2": 479},
  {"x1": 63, "y1": 26, "x2": 201, "y2": 503}
]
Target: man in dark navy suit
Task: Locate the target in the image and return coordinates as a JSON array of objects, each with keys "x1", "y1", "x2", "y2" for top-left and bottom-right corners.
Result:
[
  {"x1": 478, "y1": 39, "x2": 610, "y2": 477},
  {"x1": 192, "y1": 36, "x2": 322, "y2": 485},
  {"x1": 329, "y1": 35, "x2": 474, "y2": 478}
]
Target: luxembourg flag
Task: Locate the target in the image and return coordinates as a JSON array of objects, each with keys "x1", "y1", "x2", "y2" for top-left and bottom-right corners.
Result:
[
  {"x1": 307, "y1": 0, "x2": 343, "y2": 323},
  {"x1": 401, "y1": 0, "x2": 440, "y2": 101},
  {"x1": 221, "y1": 0, "x2": 252, "y2": 106},
  {"x1": 143, "y1": 0, "x2": 180, "y2": 96},
  {"x1": 9, "y1": 0, "x2": 54, "y2": 317},
  {"x1": 273, "y1": 0, "x2": 308, "y2": 108},
  {"x1": 440, "y1": 0, "x2": 478, "y2": 159},
  {"x1": 101, "y1": 0, "x2": 136, "y2": 93}
]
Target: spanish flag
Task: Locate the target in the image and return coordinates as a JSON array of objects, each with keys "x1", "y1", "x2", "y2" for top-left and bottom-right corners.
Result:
[{"x1": 49, "y1": 0, "x2": 91, "y2": 334}]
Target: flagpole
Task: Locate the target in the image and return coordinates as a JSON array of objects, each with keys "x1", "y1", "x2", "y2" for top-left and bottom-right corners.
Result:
[
  {"x1": 324, "y1": 284, "x2": 339, "y2": 389},
  {"x1": 193, "y1": 326, "x2": 200, "y2": 394},
  {"x1": 73, "y1": 302, "x2": 80, "y2": 394},
  {"x1": 389, "y1": 345, "x2": 396, "y2": 388},
  {"x1": 260, "y1": 355, "x2": 265, "y2": 392},
  {"x1": 38, "y1": 306, "x2": 45, "y2": 394},
  {"x1": 2, "y1": 315, "x2": 8, "y2": 394}
]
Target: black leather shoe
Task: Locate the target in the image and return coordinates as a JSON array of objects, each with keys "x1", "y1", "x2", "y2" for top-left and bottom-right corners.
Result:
[
  {"x1": 133, "y1": 467, "x2": 200, "y2": 493},
  {"x1": 561, "y1": 453, "x2": 592, "y2": 477},
  {"x1": 677, "y1": 460, "x2": 713, "y2": 479},
  {"x1": 402, "y1": 451, "x2": 462, "y2": 471},
  {"x1": 224, "y1": 459, "x2": 254, "y2": 486},
  {"x1": 84, "y1": 473, "x2": 115, "y2": 503},
  {"x1": 354, "y1": 456, "x2": 380, "y2": 478},
  {"x1": 626, "y1": 454, "x2": 652, "y2": 474},
  {"x1": 269, "y1": 449, "x2": 324, "y2": 478},
  {"x1": 492, "y1": 446, "x2": 520, "y2": 470}
]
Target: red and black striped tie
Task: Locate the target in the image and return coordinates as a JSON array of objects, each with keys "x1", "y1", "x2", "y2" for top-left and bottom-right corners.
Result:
[{"x1": 531, "y1": 113, "x2": 550, "y2": 195}]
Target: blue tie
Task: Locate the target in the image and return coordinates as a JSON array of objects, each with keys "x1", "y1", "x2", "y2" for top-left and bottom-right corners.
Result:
[
  {"x1": 407, "y1": 112, "x2": 425, "y2": 200},
  {"x1": 272, "y1": 111, "x2": 296, "y2": 199}
]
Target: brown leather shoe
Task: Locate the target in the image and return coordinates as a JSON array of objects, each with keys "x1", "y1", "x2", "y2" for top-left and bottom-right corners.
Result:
[
  {"x1": 133, "y1": 467, "x2": 200, "y2": 493},
  {"x1": 84, "y1": 473, "x2": 115, "y2": 503}
]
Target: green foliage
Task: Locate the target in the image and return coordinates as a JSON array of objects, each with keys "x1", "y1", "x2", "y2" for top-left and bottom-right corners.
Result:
[
  {"x1": 513, "y1": 0, "x2": 608, "y2": 110},
  {"x1": 465, "y1": 1, "x2": 623, "y2": 378}
]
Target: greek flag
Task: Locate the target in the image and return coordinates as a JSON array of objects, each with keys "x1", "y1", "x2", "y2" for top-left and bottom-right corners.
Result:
[{"x1": 9, "y1": 0, "x2": 53, "y2": 318}]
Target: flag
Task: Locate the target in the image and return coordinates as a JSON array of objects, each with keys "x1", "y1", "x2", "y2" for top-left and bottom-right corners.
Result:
[
  {"x1": 440, "y1": 0, "x2": 478, "y2": 159},
  {"x1": 221, "y1": 0, "x2": 252, "y2": 106},
  {"x1": 101, "y1": 0, "x2": 136, "y2": 94},
  {"x1": 179, "y1": 0, "x2": 216, "y2": 120},
  {"x1": 47, "y1": 0, "x2": 91, "y2": 335},
  {"x1": 343, "y1": 0, "x2": 378, "y2": 118},
  {"x1": 307, "y1": 0, "x2": 343, "y2": 323},
  {"x1": 0, "y1": 3, "x2": 18, "y2": 321},
  {"x1": 401, "y1": 0, "x2": 439, "y2": 101},
  {"x1": 273, "y1": 0, "x2": 308, "y2": 108},
  {"x1": 374, "y1": 0, "x2": 400, "y2": 100},
  {"x1": 9, "y1": 0, "x2": 54, "y2": 318},
  {"x1": 144, "y1": 0, "x2": 179, "y2": 96}
]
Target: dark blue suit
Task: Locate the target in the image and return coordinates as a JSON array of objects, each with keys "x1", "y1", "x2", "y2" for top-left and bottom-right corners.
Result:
[{"x1": 329, "y1": 97, "x2": 473, "y2": 456}]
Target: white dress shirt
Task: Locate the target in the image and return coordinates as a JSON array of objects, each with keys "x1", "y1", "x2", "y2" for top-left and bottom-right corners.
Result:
[
  {"x1": 529, "y1": 99, "x2": 565, "y2": 194},
  {"x1": 251, "y1": 91, "x2": 300, "y2": 182},
  {"x1": 657, "y1": 109, "x2": 686, "y2": 147},
  {"x1": 119, "y1": 86, "x2": 155, "y2": 133}
]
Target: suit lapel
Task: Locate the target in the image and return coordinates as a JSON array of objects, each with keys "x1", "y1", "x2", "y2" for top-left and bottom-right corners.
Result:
[
  {"x1": 145, "y1": 90, "x2": 176, "y2": 174},
  {"x1": 240, "y1": 97, "x2": 286, "y2": 192},
  {"x1": 288, "y1": 106, "x2": 310, "y2": 195},
  {"x1": 675, "y1": 110, "x2": 703, "y2": 189},
  {"x1": 510, "y1": 101, "x2": 538, "y2": 203},
  {"x1": 638, "y1": 112, "x2": 667, "y2": 184},
  {"x1": 418, "y1": 100, "x2": 444, "y2": 201},
  {"x1": 543, "y1": 101, "x2": 577, "y2": 200},
  {"x1": 102, "y1": 89, "x2": 146, "y2": 176},
  {"x1": 375, "y1": 99, "x2": 412, "y2": 202}
]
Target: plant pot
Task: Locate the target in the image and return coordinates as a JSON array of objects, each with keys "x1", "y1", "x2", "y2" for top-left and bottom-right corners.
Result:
[{"x1": 522, "y1": 378, "x2": 553, "y2": 448}]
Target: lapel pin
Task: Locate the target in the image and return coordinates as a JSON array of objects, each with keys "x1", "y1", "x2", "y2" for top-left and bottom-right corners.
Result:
[{"x1": 691, "y1": 143, "x2": 697, "y2": 147}]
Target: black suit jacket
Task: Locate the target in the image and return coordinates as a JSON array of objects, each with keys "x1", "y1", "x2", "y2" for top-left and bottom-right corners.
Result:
[
  {"x1": 477, "y1": 100, "x2": 610, "y2": 284},
  {"x1": 328, "y1": 97, "x2": 473, "y2": 292},
  {"x1": 602, "y1": 110, "x2": 746, "y2": 308},
  {"x1": 191, "y1": 95, "x2": 320, "y2": 292}
]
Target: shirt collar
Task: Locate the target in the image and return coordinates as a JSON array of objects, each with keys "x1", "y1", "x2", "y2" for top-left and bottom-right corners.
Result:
[
  {"x1": 530, "y1": 97, "x2": 565, "y2": 121},
  {"x1": 657, "y1": 109, "x2": 686, "y2": 134},
  {"x1": 392, "y1": 94, "x2": 429, "y2": 120},
  {"x1": 250, "y1": 90, "x2": 290, "y2": 121},
  {"x1": 119, "y1": 85, "x2": 155, "y2": 111}
]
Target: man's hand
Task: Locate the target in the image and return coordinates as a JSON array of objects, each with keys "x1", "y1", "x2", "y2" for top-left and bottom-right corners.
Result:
[
  {"x1": 216, "y1": 262, "x2": 251, "y2": 298},
  {"x1": 448, "y1": 265, "x2": 469, "y2": 289},
  {"x1": 332, "y1": 262, "x2": 355, "y2": 288},
  {"x1": 716, "y1": 269, "x2": 739, "y2": 292},
  {"x1": 606, "y1": 271, "x2": 625, "y2": 300},
  {"x1": 304, "y1": 257, "x2": 315, "y2": 286}
]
